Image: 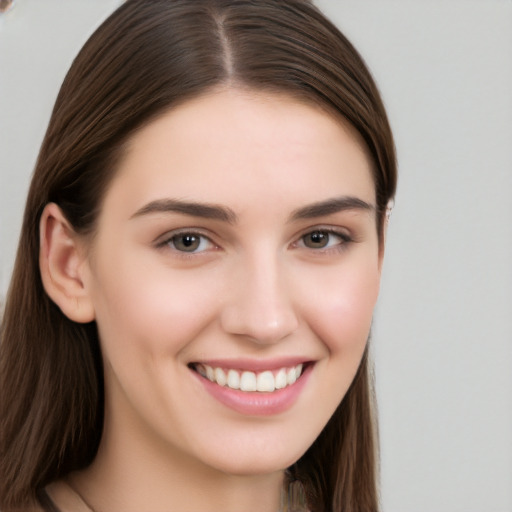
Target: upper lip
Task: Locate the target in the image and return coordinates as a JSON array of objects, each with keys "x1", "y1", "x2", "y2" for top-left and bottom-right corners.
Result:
[{"x1": 190, "y1": 357, "x2": 313, "y2": 372}]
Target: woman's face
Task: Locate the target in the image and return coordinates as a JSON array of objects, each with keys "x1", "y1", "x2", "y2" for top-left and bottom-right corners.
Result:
[{"x1": 82, "y1": 89, "x2": 383, "y2": 476}]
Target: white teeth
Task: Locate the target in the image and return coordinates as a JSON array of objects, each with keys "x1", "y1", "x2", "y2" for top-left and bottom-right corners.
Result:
[
  {"x1": 275, "y1": 368, "x2": 287, "y2": 389},
  {"x1": 287, "y1": 367, "x2": 297, "y2": 385},
  {"x1": 256, "y1": 371, "x2": 275, "y2": 392},
  {"x1": 195, "y1": 363, "x2": 306, "y2": 393},
  {"x1": 214, "y1": 367, "x2": 227, "y2": 386},
  {"x1": 240, "y1": 371, "x2": 257, "y2": 392},
  {"x1": 227, "y1": 369, "x2": 240, "y2": 390},
  {"x1": 196, "y1": 364, "x2": 207, "y2": 378}
]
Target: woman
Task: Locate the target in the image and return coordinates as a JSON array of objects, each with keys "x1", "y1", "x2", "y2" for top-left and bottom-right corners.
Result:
[{"x1": 0, "y1": 1, "x2": 397, "y2": 511}]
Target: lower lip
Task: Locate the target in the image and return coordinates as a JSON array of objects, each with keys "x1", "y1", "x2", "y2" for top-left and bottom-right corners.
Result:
[{"x1": 192, "y1": 364, "x2": 313, "y2": 416}]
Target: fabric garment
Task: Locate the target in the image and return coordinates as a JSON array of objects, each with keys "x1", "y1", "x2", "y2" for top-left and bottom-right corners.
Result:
[
  {"x1": 36, "y1": 489, "x2": 61, "y2": 512},
  {"x1": 35, "y1": 482, "x2": 93, "y2": 512}
]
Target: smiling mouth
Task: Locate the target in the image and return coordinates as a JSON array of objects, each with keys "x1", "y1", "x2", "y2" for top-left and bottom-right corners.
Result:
[{"x1": 189, "y1": 362, "x2": 307, "y2": 393}]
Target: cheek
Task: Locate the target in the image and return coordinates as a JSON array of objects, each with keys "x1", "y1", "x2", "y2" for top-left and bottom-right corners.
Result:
[
  {"x1": 89, "y1": 257, "x2": 223, "y2": 360},
  {"x1": 300, "y1": 262, "x2": 380, "y2": 354}
]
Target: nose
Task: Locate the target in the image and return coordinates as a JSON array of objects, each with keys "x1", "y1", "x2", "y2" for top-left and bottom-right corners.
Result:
[{"x1": 220, "y1": 253, "x2": 299, "y2": 345}]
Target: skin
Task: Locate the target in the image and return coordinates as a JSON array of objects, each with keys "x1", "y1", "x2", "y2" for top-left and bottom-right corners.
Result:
[{"x1": 40, "y1": 88, "x2": 384, "y2": 512}]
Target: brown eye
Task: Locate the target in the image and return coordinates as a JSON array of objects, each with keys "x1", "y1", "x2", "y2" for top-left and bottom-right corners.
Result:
[
  {"x1": 302, "y1": 231, "x2": 330, "y2": 248},
  {"x1": 300, "y1": 230, "x2": 348, "y2": 250},
  {"x1": 170, "y1": 234, "x2": 204, "y2": 252}
]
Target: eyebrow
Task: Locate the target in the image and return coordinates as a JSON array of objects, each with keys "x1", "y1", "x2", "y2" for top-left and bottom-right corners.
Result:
[
  {"x1": 131, "y1": 198, "x2": 238, "y2": 224},
  {"x1": 289, "y1": 196, "x2": 375, "y2": 221},
  {"x1": 131, "y1": 195, "x2": 374, "y2": 224}
]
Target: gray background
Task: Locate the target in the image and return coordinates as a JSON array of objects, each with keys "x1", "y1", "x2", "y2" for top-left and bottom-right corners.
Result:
[{"x1": 1, "y1": 1, "x2": 511, "y2": 511}]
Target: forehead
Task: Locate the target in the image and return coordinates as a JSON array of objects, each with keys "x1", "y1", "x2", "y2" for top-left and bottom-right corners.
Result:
[{"x1": 101, "y1": 88, "x2": 375, "y2": 220}]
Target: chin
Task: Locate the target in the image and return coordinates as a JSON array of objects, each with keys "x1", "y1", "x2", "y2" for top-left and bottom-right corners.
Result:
[{"x1": 200, "y1": 440, "x2": 309, "y2": 478}]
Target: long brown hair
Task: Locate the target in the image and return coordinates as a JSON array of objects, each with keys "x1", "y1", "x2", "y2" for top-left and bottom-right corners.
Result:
[{"x1": 0, "y1": 1, "x2": 397, "y2": 510}]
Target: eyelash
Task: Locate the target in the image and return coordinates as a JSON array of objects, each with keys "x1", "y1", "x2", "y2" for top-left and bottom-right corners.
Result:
[
  {"x1": 156, "y1": 227, "x2": 353, "y2": 256},
  {"x1": 156, "y1": 229, "x2": 217, "y2": 255},
  {"x1": 293, "y1": 228, "x2": 353, "y2": 253}
]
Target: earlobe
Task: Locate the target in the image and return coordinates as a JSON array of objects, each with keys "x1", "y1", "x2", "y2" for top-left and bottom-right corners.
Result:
[
  {"x1": 39, "y1": 203, "x2": 95, "y2": 323},
  {"x1": 378, "y1": 200, "x2": 393, "y2": 273}
]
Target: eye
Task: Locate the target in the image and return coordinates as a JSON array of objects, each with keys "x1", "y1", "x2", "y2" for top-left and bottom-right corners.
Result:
[
  {"x1": 166, "y1": 232, "x2": 214, "y2": 253},
  {"x1": 298, "y1": 229, "x2": 350, "y2": 250}
]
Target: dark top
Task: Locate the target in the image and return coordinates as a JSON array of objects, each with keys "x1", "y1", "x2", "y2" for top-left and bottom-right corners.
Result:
[{"x1": 36, "y1": 489, "x2": 61, "y2": 512}]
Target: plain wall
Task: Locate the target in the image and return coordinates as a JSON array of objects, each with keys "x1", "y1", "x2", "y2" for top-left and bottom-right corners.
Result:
[{"x1": 1, "y1": 1, "x2": 511, "y2": 511}]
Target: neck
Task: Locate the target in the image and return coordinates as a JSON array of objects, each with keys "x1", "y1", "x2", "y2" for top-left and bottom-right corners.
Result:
[{"x1": 70, "y1": 457, "x2": 285, "y2": 512}]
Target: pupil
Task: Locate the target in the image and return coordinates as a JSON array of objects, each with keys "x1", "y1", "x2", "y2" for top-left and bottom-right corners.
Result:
[
  {"x1": 182, "y1": 235, "x2": 196, "y2": 247},
  {"x1": 307, "y1": 231, "x2": 328, "y2": 248},
  {"x1": 174, "y1": 234, "x2": 200, "y2": 251}
]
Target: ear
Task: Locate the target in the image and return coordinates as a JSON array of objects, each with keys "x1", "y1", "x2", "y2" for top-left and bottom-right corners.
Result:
[
  {"x1": 378, "y1": 201, "x2": 393, "y2": 274},
  {"x1": 39, "y1": 203, "x2": 95, "y2": 323}
]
